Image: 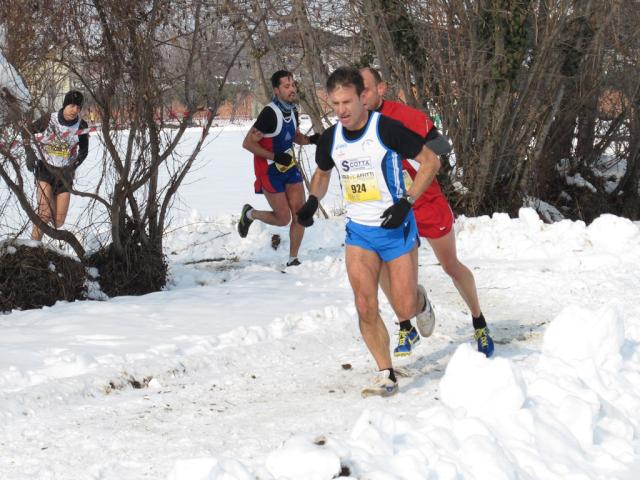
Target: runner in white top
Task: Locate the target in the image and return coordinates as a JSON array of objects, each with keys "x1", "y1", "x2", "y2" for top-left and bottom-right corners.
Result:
[
  {"x1": 296, "y1": 67, "x2": 440, "y2": 397},
  {"x1": 330, "y1": 110, "x2": 407, "y2": 225},
  {"x1": 27, "y1": 90, "x2": 89, "y2": 241}
]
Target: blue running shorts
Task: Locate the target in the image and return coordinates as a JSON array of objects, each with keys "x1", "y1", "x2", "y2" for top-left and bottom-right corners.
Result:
[
  {"x1": 256, "y1": 163, "x2": 303, "y2": 194},
  {"x1": 345, "y1": 213, "x2": 419, "y2": 262}
]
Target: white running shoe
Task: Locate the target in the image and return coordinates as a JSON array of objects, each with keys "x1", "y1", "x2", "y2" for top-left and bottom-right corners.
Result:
[
  {"x1": 416, "y1": 284, "x2": 436, "y2": 337},
  {"x1": 361, "y1": 370, "x2": 399, "y2": 398}
]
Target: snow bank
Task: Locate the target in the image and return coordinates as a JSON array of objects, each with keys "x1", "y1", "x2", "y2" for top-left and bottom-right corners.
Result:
[
  {"x1": 169, "y1": 457, "x2": 253, "y2": 480},
  {"x1": 175, "y1": 302, "x2": 640, "y2": 479},
  {"x1": 266, "y1": 434, "x2": 342, "y2": 480}
]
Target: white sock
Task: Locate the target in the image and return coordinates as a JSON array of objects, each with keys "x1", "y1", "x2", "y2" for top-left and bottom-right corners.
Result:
[
  {"x1": 288, "y1": 256, "x2": 297, "y2": 263},
  {"x1": 246, "y1": 209, "x2": 254, "y2": 220}
]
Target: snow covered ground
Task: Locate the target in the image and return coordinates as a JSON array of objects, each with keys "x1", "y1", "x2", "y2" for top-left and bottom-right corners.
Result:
[{"x1": 2, "y1": 125, "x2": 640, "y2": 479}]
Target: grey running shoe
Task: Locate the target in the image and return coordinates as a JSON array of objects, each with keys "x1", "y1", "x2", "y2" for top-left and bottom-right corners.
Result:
[
  {"x1": 416, "y1": 284, "x2": 436, "y2": 337},
  {"x1": 286, "y1": 258, "x2": 301, "y2": 267},
  {"x1": 238, "y1": 204, "x2": 254, "y2": 238},
  {"x1": 361, "y1": 370, "x2": 398, "y2": 398}
]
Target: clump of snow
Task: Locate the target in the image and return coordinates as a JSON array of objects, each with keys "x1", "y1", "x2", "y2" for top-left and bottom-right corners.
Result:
[
  {"x1": 587, "y1": 214, "x2": 639, "y2": 252},
  {"x1": 518, "y1": 206, "x2": 544, "y2": 231},
  {"x1": 594, "y1": 155, "x2": 626, "y2": 193},
  {"x1": 168, "y1": 457, "x2": 253, "y2": 480},
  {"x1": 451, "y1": 180, "x2": 469, "y2": 194},
  {"x1": 440, "y1": 343, "x2": 526, "y2": 416},
  {"x1": 542, "y1": 304, "x2": 625, "y2": 366},
  {"x1": 265, "y1": 434, "x2": 342, "y2": 480},
  {"x1": 524, "y1": 196, "x2": 565, "y2": 222},
  {"x1": 0, "y1": 238, "x2": 80, "y2": 260},
  {"x1": 566, "y1": 172, "x2": 597, "y2": 193},
  {"x1": 83, "y1": 266, "x2": 108, "y2": 301}
]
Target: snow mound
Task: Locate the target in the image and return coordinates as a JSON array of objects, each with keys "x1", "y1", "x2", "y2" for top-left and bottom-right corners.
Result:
[
  {"x1": 168, "y1": 456, "x2": 253, "y2": 480},
  {"x1": 440, "y1": 343, "x2": 526, "y2": 416},
  {"x1": 587, "y1": 214, "x2": 639, "y2": 252},
  {"x1": 542, "y1": 304, "x2": 625, "y2": 366},
  {"x1": 265, "y1": 434, "x2": 342, "y2": 480}
]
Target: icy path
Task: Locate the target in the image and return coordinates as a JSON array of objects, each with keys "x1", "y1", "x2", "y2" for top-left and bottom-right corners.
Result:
[{"x1": 2, "y1": 211, "x2": 640, "y2": 479}]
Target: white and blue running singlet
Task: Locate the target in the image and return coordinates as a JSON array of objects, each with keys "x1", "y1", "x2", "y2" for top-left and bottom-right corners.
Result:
[
  {"x1": 332, "y1": 111, "x2": 407, "y2": 226},
  {"x1": 262, "y1": 101, "x2": 297, "y2": 159}
]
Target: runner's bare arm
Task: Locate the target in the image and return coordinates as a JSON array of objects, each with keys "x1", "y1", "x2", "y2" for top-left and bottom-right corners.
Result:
[
  {"x1": 308, "y1": 167, "x2": 332, "y2": 201},
  {"x1": 407, "y1": 146, "x2": 441, "y2": 200},
  {"x1": 242, "y1": 127, "x2": 274, "y2": 160}
]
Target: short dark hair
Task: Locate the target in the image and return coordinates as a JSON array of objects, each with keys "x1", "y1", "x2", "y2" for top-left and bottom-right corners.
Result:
[
  {"x1": 361, "y1": 67, "x2": 383, "y2": 85},
  {"x1": 326, "y1": 67, "x2": 364, "y2": 95},
  {"x1": 271, "y1": 70, "x2": 293, "y2": 88}
]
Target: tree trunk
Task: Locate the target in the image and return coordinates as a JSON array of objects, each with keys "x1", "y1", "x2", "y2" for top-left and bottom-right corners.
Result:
[{"x1": 292, "y1": 0, "x2": 328, "y2": 134}]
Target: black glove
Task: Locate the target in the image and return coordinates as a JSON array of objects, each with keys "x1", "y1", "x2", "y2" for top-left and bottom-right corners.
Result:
[
  {"x1": 25, "y1": 146, "x2": 37, "y2": 172},
  {"x1": 307, "y1": 133, "x2": 321, "y2": 145},
  {"x1": 273, "y1": 151, "x2": 293, "y2": 166},
  {"x1": 380, "y1": 197, "x2": 413, "y2": 229},
  {"x1": 297, "y1": 195, "x2": 319, "y2": 227}
]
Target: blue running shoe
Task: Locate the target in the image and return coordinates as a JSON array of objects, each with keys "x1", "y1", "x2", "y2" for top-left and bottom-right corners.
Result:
[
  {"x1": 474, "y1": 327, "x2": 495, "y2": 358},
  {"x1": 394, "y1": 327, "x2": 420, "y2": 357}
]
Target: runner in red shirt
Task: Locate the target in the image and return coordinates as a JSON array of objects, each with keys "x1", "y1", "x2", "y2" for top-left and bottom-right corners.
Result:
[{"x1": 360, "y1": 67, "x2": 493, "y2": 357}]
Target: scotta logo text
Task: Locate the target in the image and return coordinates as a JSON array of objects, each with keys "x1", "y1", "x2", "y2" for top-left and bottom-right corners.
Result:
[{"x1": 341, "y1": 159, "x2": 370, "y2": 172}]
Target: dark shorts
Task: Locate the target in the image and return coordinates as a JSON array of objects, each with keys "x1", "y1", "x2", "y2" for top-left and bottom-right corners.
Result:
[
  {"x1": 35, "y1": 162, "x2": 75, "y2": 195},
  {"x1": 254, "y1": 163, "x2": 303, "y2": 194}
]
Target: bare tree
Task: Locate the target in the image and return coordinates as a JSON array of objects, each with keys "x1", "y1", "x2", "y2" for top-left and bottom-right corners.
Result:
[
  {"x1": 353, "y1": 0, "x2": 637, "y2": 221},
  {"x1": 1, "y1": 0, "x2": 249, "y2": 294}
]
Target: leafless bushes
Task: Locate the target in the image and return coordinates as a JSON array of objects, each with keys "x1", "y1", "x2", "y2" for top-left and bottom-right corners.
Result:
[{"x1": 237, "y1": 0, "x2": 640, "y2": 221}]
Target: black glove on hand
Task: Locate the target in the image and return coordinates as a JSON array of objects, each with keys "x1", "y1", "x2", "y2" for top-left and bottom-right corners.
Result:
[
  {"x1": 307, "y1": 133, "x2": 321, "y2": 145},
  {"x1": 25, "y1": 147, "x2": 37, "y2": 172},
  {"x1": 297, "y1": 195, "x2": 319, "y2": 227},
  {"x1": 273, "y1": 151, "x2": 293, "y2": 166},
  {"x1": 380, "y1": 197, "x2": 413, "y2": 229}
]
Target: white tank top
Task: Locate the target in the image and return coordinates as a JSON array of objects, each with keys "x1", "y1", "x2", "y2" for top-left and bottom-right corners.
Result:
[
  {"x1": 39, "y1": 112, "x2": 81, "y2": 167},
  {"x1": 332, "y1": 111, "x2": 406, "y2": 226}
]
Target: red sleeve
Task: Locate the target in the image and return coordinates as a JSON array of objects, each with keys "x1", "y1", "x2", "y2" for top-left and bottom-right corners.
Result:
[
  {"x1": 381, "y1": 101, "x2": 434, "y2": 138},
  {"x1": 401, "y1": 109, "x2": 429, "y2": 137}
]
